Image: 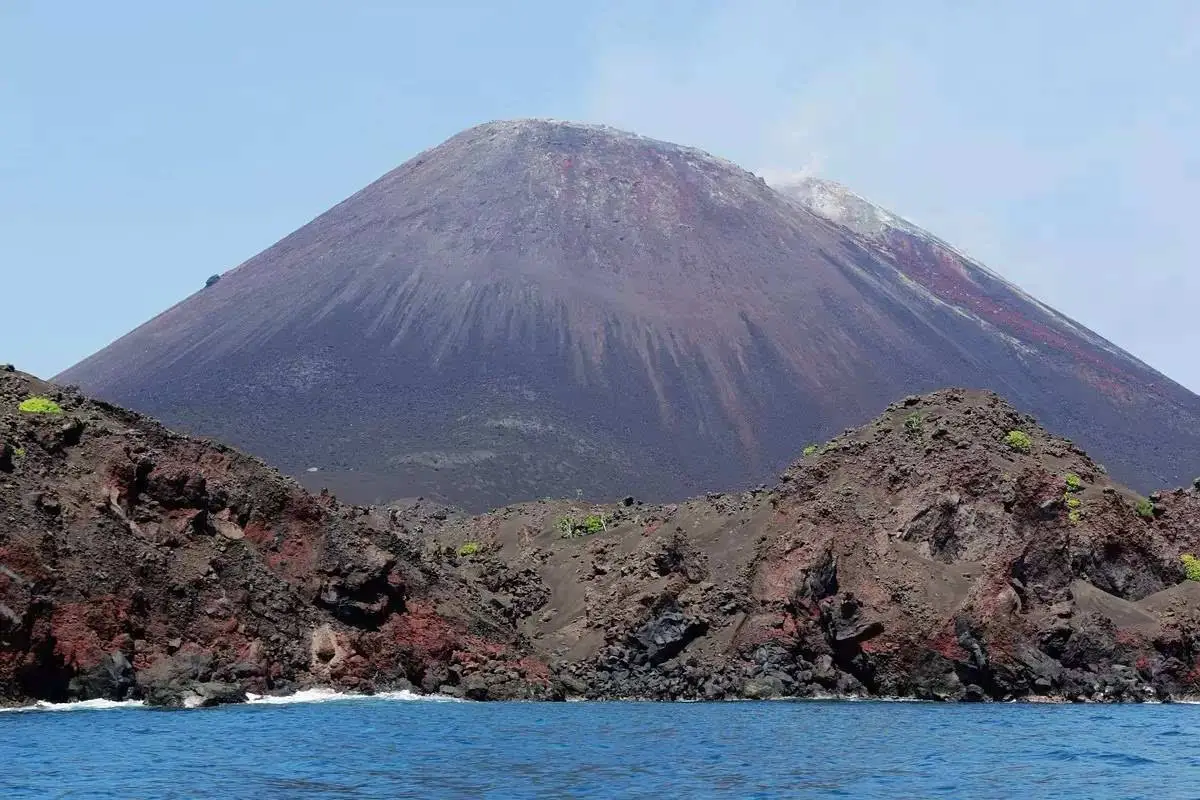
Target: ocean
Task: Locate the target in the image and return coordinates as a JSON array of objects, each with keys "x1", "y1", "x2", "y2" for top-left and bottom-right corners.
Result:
[{"x1": 2, "y1": 694, "x2": 1198, "y2": 798}]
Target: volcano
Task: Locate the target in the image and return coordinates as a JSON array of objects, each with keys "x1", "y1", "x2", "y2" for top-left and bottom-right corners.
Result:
[{"x1": 58, "y1": 120, "x2": 1200, "y2": 509}]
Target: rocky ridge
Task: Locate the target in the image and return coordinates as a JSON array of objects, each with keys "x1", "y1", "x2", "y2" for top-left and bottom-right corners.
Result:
[
  {"x1": 0, "y1": 367, "x2": 552, "y2": 707},
  {"x1": 4, "y1": 365, "x2": 1200, "y2": 706}
]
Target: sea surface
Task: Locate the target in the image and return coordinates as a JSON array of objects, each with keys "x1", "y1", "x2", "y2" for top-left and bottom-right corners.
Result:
[{"x1": 2, "y1": 693, "x2": 1198, "y2": 799}]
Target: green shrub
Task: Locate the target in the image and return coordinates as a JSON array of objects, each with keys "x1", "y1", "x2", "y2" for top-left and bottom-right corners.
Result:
[
  {"x1": 18, "y1": 396, "x2": 62, "y2": 414},
  {"x1": 1004, "y1": 430, "x2": 1032, "y2": 453},
  {"x1": 803, "y1": 444, "x2": 818, "y2": 457},
  {"x1": 13, "y1": 447, "x2": 24, "y2": 458},
  {"x1": 558, "y1": 513, "x2": 607, "y2": 538},
  {"x1": 904, "y1": 412, "x2": 924, "y2": 435},
  {"x1": 457, "y1": 541, "x2": 481, "y2": 557},
  {"x1": 1067, "y1": 509, "x2": 1082, "y2": 525},
  {"x1": 1065, "y1": 496, "x2": 1082, "y2": 509},
  {"x1": 1182, "y1": 554, "x2": 1200, "y2": 582},
  {"x1": 1135, "y1": 499, "x2": 1156, "y2": 520},
  {"x1": 1064, "y1": 473, "x2": 1084, "y2": 493}
]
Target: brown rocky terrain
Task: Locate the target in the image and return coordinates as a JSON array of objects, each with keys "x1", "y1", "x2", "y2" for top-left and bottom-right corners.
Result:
[
  {"x1": 0, "y1": 367, "x2": 553, "y2": 707},
  {"x1": 4, "y1": 365, "x2": 1200, "y2": 706}
]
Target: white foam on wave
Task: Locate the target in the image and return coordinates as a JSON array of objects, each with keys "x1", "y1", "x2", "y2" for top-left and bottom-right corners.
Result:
[
  {"x1": 0, "y1": 698, "x2": 146, "y2": 713},
  {"x1": 245, "y1": 687, "x2": 462, "y2": 705},
  {"x1": 2, "y1": 687, "x2": 461, "y2": 713}
]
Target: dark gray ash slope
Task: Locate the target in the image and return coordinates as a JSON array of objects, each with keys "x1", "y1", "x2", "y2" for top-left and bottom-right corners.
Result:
[{"x1": 59, "y1": 120, "x2": 1200, "y2": 509}]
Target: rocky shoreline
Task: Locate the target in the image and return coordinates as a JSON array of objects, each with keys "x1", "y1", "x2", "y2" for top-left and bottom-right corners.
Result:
[{"x1": 4, "y1": 368, "x2": 1200, "y2": 708}]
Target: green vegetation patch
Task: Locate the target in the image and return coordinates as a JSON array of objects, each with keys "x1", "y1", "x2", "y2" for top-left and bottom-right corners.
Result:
[
  {"x1": 18, "y1": 396, "x2": 62, "y2": 414},
  {"x1": 803, "y1": 444, "x2": 818, "y2": 457},
  {"x1": 904, "y1": 412, "x2": 924, "y2": 435},
  {"x1": 1182, "y1": 554, "x2": 1200, "y2": 582},
  {"x1": 1064, "y1": 496, "x2": 1082, "y2": 510},
  {"x1": 457, "y1": 541, "x2": 481, "y2": 557},
  {"x1": 1135, "y1": 498, "x2": 1156, "y2": 520},
  {"x1": 558, "y1": 513, "x2": 608, "y2": 539},
  {"x1": 1064, "y1": 473, "x2": 1084, "y2": 493},
  {"x1": 1004, "y1": 430, "x2": 1032, "y2": 453},
  {"x1": 1067, "y1": 509, "x2": 1082, "y2": 525}
]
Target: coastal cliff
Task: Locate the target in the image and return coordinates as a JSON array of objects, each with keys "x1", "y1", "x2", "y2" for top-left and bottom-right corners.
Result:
[{"x1": 4, "y1": 367, "x2": 1200, "y2": 706}]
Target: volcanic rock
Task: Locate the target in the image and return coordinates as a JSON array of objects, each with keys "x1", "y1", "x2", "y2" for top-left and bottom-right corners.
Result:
[
  {"x1": 0, "y1": 369, "x2": 553, "y2": 707},
  {"x1": 56, "y1": 120, "x2": 1200, "y2": 510},
  {"x1": 5, "y1": 365, "x2": 1200, "y2": 705}
]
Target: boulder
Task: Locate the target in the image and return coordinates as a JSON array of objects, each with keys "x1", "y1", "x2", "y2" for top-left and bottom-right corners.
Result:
[
  {"x1": 185, "y1": 682, "x2": 248, "y2": 708},
  {"x1": 741, "y1": 676, "x2": 786, "y2": 700},
  {"x1": 630, "y1": 609, "x2": 708, "y2": 666},
  {"x1": 68, "y1": 652, "x2": 136, "y2": 701}
]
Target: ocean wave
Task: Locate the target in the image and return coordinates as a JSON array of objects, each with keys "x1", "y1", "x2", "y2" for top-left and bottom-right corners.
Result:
[
  {"x1": 1, "y1": 687, "x2": 461, "y2": 713},
  {"x1": 246, "y1": 688, "x2": 462, "y2": 705},
  {"x1": 0, "y1": 698, "x2": 146, "y2": 713}
]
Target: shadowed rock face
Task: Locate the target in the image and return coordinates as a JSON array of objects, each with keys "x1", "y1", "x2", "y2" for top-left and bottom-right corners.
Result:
[{"x1": 58, "y1": 120, "x2": 1200, "y2": 509}]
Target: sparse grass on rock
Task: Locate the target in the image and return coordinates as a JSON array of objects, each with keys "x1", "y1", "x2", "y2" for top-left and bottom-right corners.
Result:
[
  {"x1": 557, "y1": 513, "x2": 607, "y2": 538},
  {"x1": 18, "y1": 396, "x2": 62, "y2": 414},
  {"x1": 1182, "y1": 554, "x2": 1200, "y2": 582},
  {"x1": 1004, "y1": 430, "x2": 1032, "y2": 453}
]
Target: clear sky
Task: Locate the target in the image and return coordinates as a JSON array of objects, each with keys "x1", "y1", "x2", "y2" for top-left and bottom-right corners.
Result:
[{"x1": 4, "y1": 1, "x2": 1198, "y2": 390}]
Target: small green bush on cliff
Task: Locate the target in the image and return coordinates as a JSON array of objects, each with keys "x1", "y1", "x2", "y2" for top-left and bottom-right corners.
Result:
[
  {"x1": 1063, "y1": 489, "x2": 1083, "y2": 524},
  {"x1": 1135, "y1": 499, "x2": 1156, "y2": 520},
  {"x1": 803, "y1": 444, "x2": 818, "y2": 457},
  {"x1": 1004, "y1": 430, "x2": 1032, "y2": 453},
  {"x1": 904, "y1": 412, "x2": 924, "y2": 435},
  {"x1": 1181, "y1": 554, "x2": 1200, "y2": 582},
  {"x1": 557, "y1": 513, "x2": 607, "y2": 538},
  {"x1": 1064, "y1": 473, "x2": 1084, "y2": 493},
  {"x1": 18, "y1": 396, "x2": 62, "y2": 414},
  {"x1": 457, "y1": 541, "x2": 481, "y2": 557}
]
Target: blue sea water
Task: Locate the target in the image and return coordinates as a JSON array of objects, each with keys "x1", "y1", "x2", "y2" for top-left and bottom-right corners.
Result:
[{"x1": 2, "y1": 694, "x2": 1199, "y2": 799}]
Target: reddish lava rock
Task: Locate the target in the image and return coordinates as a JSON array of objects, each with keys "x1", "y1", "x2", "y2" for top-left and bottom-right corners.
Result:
[
  {"x1": 0, "y1": 370, "x2": 548, "y2": 707},
  {"x1": 3, "y1": 369, "x2": 1200, "y2": 706}
]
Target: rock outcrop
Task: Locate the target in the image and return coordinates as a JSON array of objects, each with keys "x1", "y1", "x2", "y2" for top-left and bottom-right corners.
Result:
[
  {"x1": 3, "y1": 368, "x2": 1200, "y2": 706},
  {"x1": 0, "y1": 370, "x2": 553, "y2": 707},
  {"x1": 424, "y1": 389, "x2": 1200, "y2": 702}
]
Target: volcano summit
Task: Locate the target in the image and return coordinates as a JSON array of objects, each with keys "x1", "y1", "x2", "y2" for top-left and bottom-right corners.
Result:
[{"x1": 59, "y1": 120, "x2": 1200, "y2": 509}]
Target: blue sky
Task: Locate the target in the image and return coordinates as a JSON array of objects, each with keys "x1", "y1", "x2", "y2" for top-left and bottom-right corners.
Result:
[{"x1": 3, "y1": 1, "x2": 1198, "y2": 390}]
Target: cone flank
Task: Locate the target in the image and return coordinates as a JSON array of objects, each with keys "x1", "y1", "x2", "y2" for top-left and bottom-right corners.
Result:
[{"x1": 58, "y1": 121, "x2": 1200, "y2": 509}]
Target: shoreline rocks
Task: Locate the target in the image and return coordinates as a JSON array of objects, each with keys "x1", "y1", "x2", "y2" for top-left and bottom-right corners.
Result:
[{"x1": 4, "y1": 370, "x2": 1200, "y2": 707}]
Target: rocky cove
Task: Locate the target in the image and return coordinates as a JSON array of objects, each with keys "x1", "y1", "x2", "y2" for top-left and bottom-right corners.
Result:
[{"x1": 3, "y1": 365, "x2": 1200, "y2": 709}]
